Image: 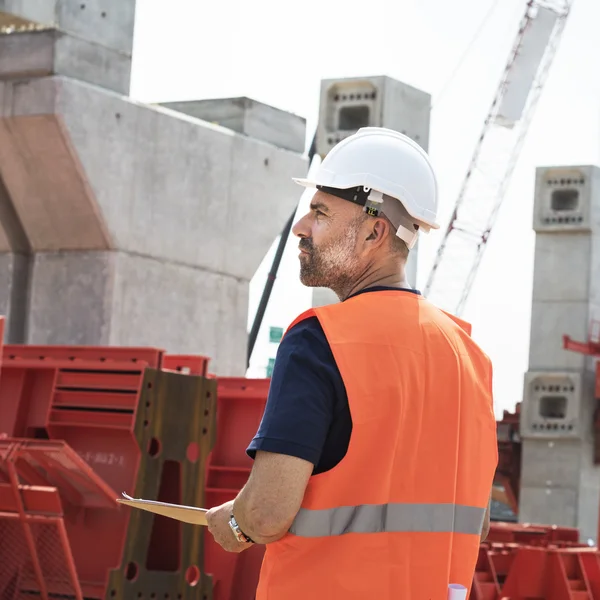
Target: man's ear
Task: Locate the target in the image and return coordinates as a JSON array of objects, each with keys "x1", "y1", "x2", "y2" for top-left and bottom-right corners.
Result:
[{"x1": 365, "y1": 218, "x2": 390, "y2": 246}]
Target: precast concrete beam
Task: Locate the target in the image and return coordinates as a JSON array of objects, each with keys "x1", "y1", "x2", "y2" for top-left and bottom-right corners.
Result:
[
  {"x1": 0, "y1": 0, "x2": 136, "y2": 55},
  {"x1": 50, "y1": 76, "x2": 307, "y2": 280},
  {"x1": 0, "y1": 74, "x2": 306, "y2": 373},
  {"x1": 160, "y1": 98, "x2": 307, "y2": 154},
  {"x1": 0, "y1": 28, "x2": 131, "y2": 93}
]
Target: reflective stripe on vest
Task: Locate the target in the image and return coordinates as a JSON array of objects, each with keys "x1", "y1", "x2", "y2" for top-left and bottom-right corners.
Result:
[{"x1": 289, "y1": 502, "x2": 486, "y2": 538}]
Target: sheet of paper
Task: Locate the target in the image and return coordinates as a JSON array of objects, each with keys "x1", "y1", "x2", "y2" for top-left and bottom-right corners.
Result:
[{"x1": 117, "y1": 492, "x2": 208, "y2": 526}]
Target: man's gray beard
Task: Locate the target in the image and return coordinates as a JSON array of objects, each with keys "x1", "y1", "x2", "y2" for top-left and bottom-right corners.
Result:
[{"x1": 299, "y1": 220, "x2": 363, "y2": 293}]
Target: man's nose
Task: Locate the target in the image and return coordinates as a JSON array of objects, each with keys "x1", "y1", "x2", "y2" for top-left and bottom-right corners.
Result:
[{"x1": 292, "y1": 213, "x2": 311, "y2": 238}]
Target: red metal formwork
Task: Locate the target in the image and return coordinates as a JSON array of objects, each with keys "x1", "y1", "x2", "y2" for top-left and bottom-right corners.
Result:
[
  {"x1": 487, "y1": 522, "x2": 580, "y2": 547},
  {"x1": 204, "y1": 377, "x2": 270, "y2": 600},
  {"x1": 162, "y1": 354, "x2": 210, "y2": 377},
  {"x1": 0, "y1": 438, "x2": 110, "y2": 600},
  {"x1": 470, "y1": 520, "x2": 597, "y2": 600},
  {"x1": 0, "y1": 344, "x2": 216, "y2": 599}
]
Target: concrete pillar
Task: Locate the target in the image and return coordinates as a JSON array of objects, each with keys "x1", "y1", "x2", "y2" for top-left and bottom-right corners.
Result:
[
  {"x1": 309, "y1": 75, "x2": 431, "y2": 307},
  {"x1": 519, "y1": 165, "x2": 600, "y2": 542},
  {"x1": 0, "y1": 0, "x2": 136, "y2": 93},
  {"x1": 0, "y1": 7, "x2": 308, "y2": 374}
]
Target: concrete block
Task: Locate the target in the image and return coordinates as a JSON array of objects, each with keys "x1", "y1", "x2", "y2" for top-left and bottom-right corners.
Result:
[
  {"x1": 531, "y1": 233, "x2": 591, "y2": 302},
  {"x1": 110, "y1": 252, "x2": 248, "y2": 376},
  {"x1": 56, "y1": 77, "x2": 307, "y2": 279},
  {"x1": 160, "y1": 97, "x2": 306, "y2": 154},
  {"x1": 0, "y1": 29, "x2": 54, "y2": 78},
  {"x1": 55, "y1": 0, "x2": 136, "y2": 55},
  {"x1": 0, "y1": 29, "x2": 130, "y2": 94},
  {"x1": 533, "y1": 165, "x2": 600, "y2": 233},
  {"x1": 520, "y1": 438, "x2": 583, "y2": 487},
  {"x1": 520, "y1": 438, "x2": 600, "y2": 540},
  {"x1": 519, "y1": 484, "x2": 578, "y2": 528},
  {"x1": 27, "y1": 250, "x2": 115, "y2": 345},
  {"x1": 54, "y1": 31, "x2": 131, "y2": 94},
  {"x1": 316, "y1": 75, "x2": 431, "y2": 158},
  {"x1": 27, "y1": 250, "x2": 250, "y2": 375},
  {"x1": 0, "y1": 76, "x2": 58, "y2": 116},
  {"x1": 0, "y1": 0, "x2": 136, "y2": 55},
  {"x1": 529, "y1": 301, "x2": 591, "y2": 369},
  {"x1": 0, "y1": 2, "x2": 55, "y2": 25},
  {"x1": 520, "y1": 371, "x2": 584, "y2": 439}
]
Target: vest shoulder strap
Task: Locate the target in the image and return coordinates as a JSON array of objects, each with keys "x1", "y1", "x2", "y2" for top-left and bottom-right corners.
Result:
[
  {"x1": 440, "y1": 309, "x2": 472, "y2": 336},
  {"x1": 285, "y1": 308, "x2": 317, "y2": 336}
]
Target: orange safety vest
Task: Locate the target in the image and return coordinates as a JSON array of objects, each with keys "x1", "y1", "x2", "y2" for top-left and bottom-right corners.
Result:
[{"x1": 256, "y1": 290, "x2": 498, "y2": 600}]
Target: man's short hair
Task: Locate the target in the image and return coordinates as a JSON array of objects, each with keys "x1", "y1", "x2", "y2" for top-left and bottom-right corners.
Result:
[{"x1": 382, "y1": 214, "x2": 409, "y2": 259}]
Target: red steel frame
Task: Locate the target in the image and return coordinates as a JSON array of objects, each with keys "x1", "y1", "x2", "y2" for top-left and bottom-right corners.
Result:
[{"x1": 0, "y1": 340, "x2": 212, "y2": 599}]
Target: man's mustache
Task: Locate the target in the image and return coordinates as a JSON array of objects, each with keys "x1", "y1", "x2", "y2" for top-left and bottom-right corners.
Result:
[{"x1": 299, "y1": 239, "x2": 313, "y2": 253}]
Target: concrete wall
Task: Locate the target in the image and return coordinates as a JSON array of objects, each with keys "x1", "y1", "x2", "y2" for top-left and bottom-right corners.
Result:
[
  {"x1": 160, "y1": 97, "x2": 306, "y2": 154},
  {"x1": 0, "y1": 17, "x2": 308, "y2": 374},
  {"x1": 520, "y1": 165, "x2": 600, "y2": 541},
  {"x1": 0, "y1": 0, "x2": 137, "y2": 94}
]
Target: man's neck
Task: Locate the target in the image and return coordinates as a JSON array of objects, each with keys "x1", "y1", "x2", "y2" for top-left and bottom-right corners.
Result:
[{"x1": 336, "y1": 266, "x2": 410, "y2": 302}]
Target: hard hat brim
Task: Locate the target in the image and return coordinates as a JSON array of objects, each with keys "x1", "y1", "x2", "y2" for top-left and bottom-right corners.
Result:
[
  {"x1": 292, "y1": 177, "x2": 314, "y2": 188},
  {"x1": 292, "y1": 177, "x2": 440, "y2": 230}
]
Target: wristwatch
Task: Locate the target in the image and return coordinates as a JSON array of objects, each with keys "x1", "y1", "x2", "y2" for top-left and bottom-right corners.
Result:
[{"x1": 228, "y1": 513, "x2": 254, "y2": 544}]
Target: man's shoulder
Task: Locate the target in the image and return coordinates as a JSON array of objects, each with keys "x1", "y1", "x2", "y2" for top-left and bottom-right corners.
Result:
[{"x1": 282, "y1": 314, "x2": 327, "y2": 347}]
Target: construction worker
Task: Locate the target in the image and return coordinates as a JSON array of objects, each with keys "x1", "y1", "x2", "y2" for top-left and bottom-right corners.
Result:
[{"x1": 206, "y1": 127, "x2": 498, "y2": 599}]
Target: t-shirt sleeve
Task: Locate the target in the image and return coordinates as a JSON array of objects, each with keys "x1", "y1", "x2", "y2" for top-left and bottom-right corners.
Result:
[{"x1": 246, "y1": 316, "x2": 338, "y2": 467}]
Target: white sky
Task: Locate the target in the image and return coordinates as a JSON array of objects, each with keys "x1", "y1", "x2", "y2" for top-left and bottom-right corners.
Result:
[{"x1": 130, "y1": 0, "x2": 600, "y2": 418}]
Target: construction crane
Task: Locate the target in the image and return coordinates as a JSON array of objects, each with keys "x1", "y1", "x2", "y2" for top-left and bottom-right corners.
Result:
[{"x1": 423, "y1": 0, "x2": 573, "y2": 316}]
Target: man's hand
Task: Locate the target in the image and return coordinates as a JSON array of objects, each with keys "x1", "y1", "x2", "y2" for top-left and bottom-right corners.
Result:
[{"x1": 205, "y1": 500, "x2": 253, "y2": 553}]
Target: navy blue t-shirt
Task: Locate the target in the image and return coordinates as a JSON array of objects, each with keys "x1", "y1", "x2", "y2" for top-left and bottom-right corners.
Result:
[{"x1": 246, "y1": 286, "x2": 421, "y2": 474}]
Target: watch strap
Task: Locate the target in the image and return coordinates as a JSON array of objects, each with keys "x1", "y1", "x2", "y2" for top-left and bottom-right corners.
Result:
[{"x1": 230, "y1": 513, "x2": 255, "y2": 544}]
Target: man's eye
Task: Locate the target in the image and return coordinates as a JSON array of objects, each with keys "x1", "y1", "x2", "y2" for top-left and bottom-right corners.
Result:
[{"x1": 314, "y1": 210, "x2": 325, "y2": 217}]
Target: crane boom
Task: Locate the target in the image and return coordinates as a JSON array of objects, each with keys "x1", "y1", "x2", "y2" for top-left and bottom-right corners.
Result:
[{"x1": 423, "y1": 0, "x2": 573, "y2": 316}]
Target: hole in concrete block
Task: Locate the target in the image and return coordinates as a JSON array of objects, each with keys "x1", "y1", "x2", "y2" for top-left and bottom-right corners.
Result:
[
  {"x1": 551, "y1": 189, "x2": 579, "y2": 212},
  {"x1": 539, "y1": 396, "x2": 567, "y2": 420},
  {"x1": 338, "y1": 105, "x2": 370, "y2": 131}
]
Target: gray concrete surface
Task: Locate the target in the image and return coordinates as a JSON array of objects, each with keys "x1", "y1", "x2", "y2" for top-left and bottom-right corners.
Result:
[
  {"x1": 0, "y1": 61, "x2": 306, "y2": 374},
  {"x1": 519, "y1": 437, "x2": 600, "y2": 542},
  {"x1": 520, "y1": 164, "x2": 600, "y2": 541},
  {"x1": 109, "y1": 252, "x2": 248, "y2": 375},
  {"x1": 25, "y1": 250, "x2": 250, "y2": 375},
  {"x1": 0, "y1": 29, "x2": 131, "y2": 94},
  {"x1": 0, "y1": 252, "x2": 28, "y2": 342},
  {"x1": 27, "y1": 251, "x2": 115, "y2": 345},
  {"x1": 316, "y1": 75, "x2": 431, "y2": 158},
  {"x1": 160, "y1": 97, "x2": 307, "y2": 154},
  {"x1": 0, "y1": 0, "x2": 136, "y2": 55},
  {"x1": 0, "y1": 0, "x2": 137, "y2": 94},
  {"x1": 51, "y1": 77, "x2": 306, "y2": 280}
]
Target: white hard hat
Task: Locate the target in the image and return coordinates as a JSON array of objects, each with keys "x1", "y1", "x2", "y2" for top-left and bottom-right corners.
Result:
[{"x1": 294, "y1": 127, "x2": 439, "y2": 249}]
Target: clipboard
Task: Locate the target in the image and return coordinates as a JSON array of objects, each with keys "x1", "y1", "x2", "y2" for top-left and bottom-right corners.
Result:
[{"x1": 117, "y1": 493, "x2": 208, "y2": 526}]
